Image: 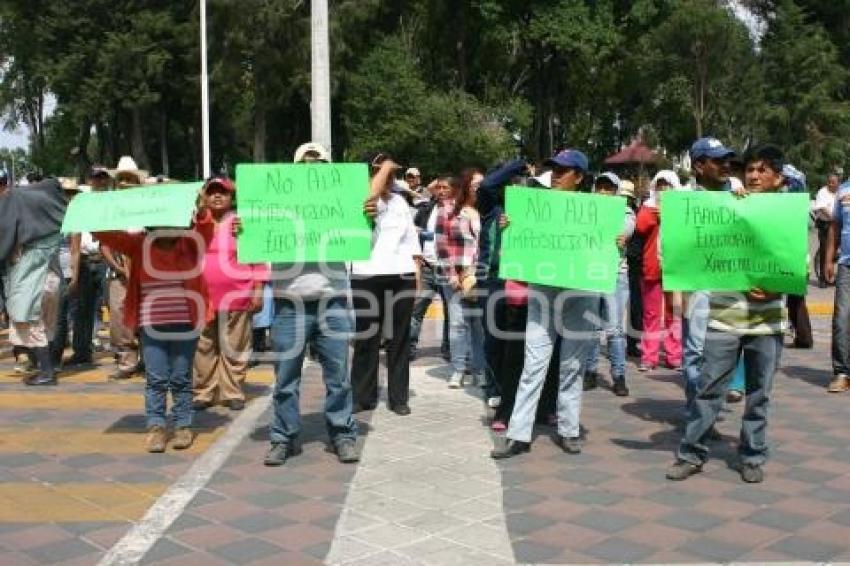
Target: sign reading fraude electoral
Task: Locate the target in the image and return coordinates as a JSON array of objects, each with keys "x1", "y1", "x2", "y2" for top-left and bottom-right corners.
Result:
[
  {"x1": 61, "y1": 182, "x2": 203, "y2": 233},
  {"x1": 235, "y1": 163, "x2": 372, "y2": 263},
  {"x1": 499, "y1": 186, "x2": 626, "y2": 293},
  {"x1": 660, "y1": 191, "x2": 808, "y2": 294}
]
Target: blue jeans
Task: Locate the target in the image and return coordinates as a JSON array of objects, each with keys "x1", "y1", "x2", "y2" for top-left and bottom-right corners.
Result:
[
  {"x1": 270, "y1": 297, "x2": 356, "y2": 446},
  {"x1": 585, "y1": 272, "x2": 628, "y2": 380},
  {"x1": 410, "y1": 263, "x2": 449, "y2": 354},
  {"x1": 506, "y1": 285, "x2": 598, "y2": 442},
  {"x1": 442, "y1": 283, "x2": 485, "y2": 374},
  {"x1": 140, "y1": 324, "x2": 199, "y2": 429},
  {"x1": 678, "y1": 330, "x2": 782, "y2": 466},
  {"x1": 681, "y1": 291, "x2": 710, "y2": 411},
  {"x1": 832, "y1": 264, "x2": 850, "y2": 375}
]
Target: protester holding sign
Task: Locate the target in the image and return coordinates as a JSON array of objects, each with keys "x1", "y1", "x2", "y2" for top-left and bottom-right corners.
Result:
[
  {"x1": 635, "y1": 170, "x2": 683, "y2": 373},
  {"x1": 584, "y1": 172, "x2": 634, "y2": 396},
  {"x1": 491, "y1": 149, "x2": 602, "y2": 459},
  {"x1": 826, "y1": 179, "x2": 850, "y2": 392},
  {"x1": 668, "y1": 144, "x2": 791, "y2": 484},
  {"x1": 193, "y1": 177, "x2": 268, "y2": 413},
  {"x1": 351, "y1": 153, "x2": 422, "y2": 416},
  {"x1": 94, "y1": 209, "x2": 215, "y2": 453},
  {"x1": 437, "y1": 170, "x2": 485, "y2": 389},
  {"x1": 259, "y1": 144, "x2": 360, "y2": 467}
]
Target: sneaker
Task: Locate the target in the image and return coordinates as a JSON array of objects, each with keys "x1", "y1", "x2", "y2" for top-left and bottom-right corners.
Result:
[
  {"x1": 263, "y1": 442, "x2": 301, "y2": 466},
  {"x1": 146, "y1": 426, "x2": 167, "y2": 453},
  {"x1": 172, "y1": 427, "x2": 195, "y2": 450},
  {"x1": 62, "y1": 356, "x2": 94, "y2": 369},
  {"x1": 192, "y1": 400, "x2": 213, "y2": 411},
  {"x1": 611, "y1": 379, "x2": 629, "y2": 397},
  {"x1": 490, "y1": 420, "x2": 507, "y2": 432},
  {"x1": 638, "y1": 363, "x2": 653, "y2": 373},
  {"x1": 225, "y1": 399, "x2": 245, "y2": 411},
  {"x1": 490, "y1": 438, "x2": 530, "y2": 460},
  {"x1": 726, "y1": 389, "x2": 743, "y2": 403},
  {"x1": 487, "y1": 396, "x2": 502, "y2": 409},
  {"x1": 390, "y1": 404, "x2": 411, "y2": 416},
  {"x1": 24, "y1": 372, "x2": 57, "y2": 386},
  {"x1": 666, "y1": 460, "x2": 702, "y2": 481},
  {"x1": 109, "y1": 368, "x2": 136, "y2": 380},
  {"x1": 583, "y1": 371, "x2": 598, "y2": 391},
  {"x1": 557, "y1": 435, "x2": 582, "y2": 454},
  {"x1": 828, "y1": 374, "x2": 850, "y2": 393},
  {"x1": 448, "y1": 371, "x2": 464, "y2": 389},
  {"x1": 335, "y1": 439, "x2": 360, "y2": 464},
  {"x1": 740, "y1": 463, "x2": 764, "y2": 483}
]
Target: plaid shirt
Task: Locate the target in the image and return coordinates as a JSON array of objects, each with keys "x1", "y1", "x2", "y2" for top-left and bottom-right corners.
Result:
[{"x1": 436, "y1": 203, "x2": 480, "y2": 277}]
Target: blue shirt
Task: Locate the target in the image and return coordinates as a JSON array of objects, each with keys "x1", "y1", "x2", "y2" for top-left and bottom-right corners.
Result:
[{"x1": 833, "y1": 182, "x2": 850, "y2": 265}]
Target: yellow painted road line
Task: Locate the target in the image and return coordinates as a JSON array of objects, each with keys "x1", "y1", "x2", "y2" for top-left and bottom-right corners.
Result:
[
  {"x1": 0, "y1": 482, "x2": 168, "y2": 522},
  {"x1": 809, "y1": 302, "x2": 833, "y2": 316},
  {"x1": 0, "y1": 427, "x2": 223, "y2": 454},
  {"x1": 0, "y1": 392, "x2": 142, "y2": 411},
  {"x1": 425, "y1": 302, "x2": 444, "y2": 319},
  {"x1": 0, "y1": 368, "x2": 275, "y2": 385}
]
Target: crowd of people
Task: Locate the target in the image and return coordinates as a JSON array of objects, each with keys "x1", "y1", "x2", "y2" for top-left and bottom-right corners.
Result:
[{"x1": 0, "y1": 136, "x2": 847, "y2": 485}]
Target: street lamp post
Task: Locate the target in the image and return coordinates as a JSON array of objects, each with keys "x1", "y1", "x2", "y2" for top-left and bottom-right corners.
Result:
[
  {"x1": 311, "y1": 0, "x2": 332, "y2": 154},
  {"x1": 200, "y1": 0, "x2": 211, "y2": 178}
]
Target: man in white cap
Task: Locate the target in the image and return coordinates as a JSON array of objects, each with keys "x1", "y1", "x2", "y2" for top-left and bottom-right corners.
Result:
[{"x1": 404, "y1": 167, "x2": 423, "y2": 196}]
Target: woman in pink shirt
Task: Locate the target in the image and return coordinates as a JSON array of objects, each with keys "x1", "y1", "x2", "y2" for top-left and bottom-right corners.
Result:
[{"x1": 193, "y1": 178, "x2": 269, "y2": 411}]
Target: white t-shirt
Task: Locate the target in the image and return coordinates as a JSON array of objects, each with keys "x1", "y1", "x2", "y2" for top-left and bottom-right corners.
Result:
[
  {"x1": 421, "y1": 206, "x2": 440, "y2": 263},
  {"x1": 351, "y1": 194, "x2": 421, "y2": 276},
  {"x1": 813, "y1": 186, "x2": 837, "y2": 221}
]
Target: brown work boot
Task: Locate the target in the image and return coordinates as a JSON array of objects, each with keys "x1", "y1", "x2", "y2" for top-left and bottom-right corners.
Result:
[
  {"x1": 172, "y1": 427, "x2": 195, "y2": 450},
  {"x1": 146, "y1": 426, "x2": 167, "y2": 453},
  {"x1": 827, "y1": 374, "x2": 850, "y2": 393}
]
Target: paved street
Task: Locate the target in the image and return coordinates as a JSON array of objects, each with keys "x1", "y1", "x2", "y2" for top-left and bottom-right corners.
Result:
[{"x1": 2, "y1": 284, "x2": 850, "y2": 564}]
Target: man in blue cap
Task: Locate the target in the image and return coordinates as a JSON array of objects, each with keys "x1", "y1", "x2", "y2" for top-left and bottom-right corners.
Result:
[
  {"x1": 492, "y1": 149, "x2": 600, "y2": 458},
  {"x1": 679, "y1": 137, "x2": 736, "y2": 433}
]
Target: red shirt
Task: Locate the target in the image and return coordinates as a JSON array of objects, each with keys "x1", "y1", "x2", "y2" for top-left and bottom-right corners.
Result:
[
  {"x1": 635, "y1": 206, "x2": 661, "y2": 281},
  {"x1": 94, "y1": 210, "x2": 215, "y2": 331}
]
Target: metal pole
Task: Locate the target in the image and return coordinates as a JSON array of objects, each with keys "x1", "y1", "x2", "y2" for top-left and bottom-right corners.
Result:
[
  {"x1": 200, "y1": 0, "x2": 211, "y2": 178},
  {"x1": 311, "y1": 0, "x2": 332, "y2": 154}
]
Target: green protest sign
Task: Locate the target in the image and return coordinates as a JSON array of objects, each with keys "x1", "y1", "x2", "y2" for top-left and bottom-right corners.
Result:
[
  {"x1": 61, "y1": 182, "x2": 203, "y2": 233},
  {"x1": 499, "y1": 186, "x2": 626, "y2": 293},
  {"x1": 235, "y1": 163, "x2": 372, "y2": 263},
  {"x1": 659, "y1": 191, "x2": 808, "y2": 294}
]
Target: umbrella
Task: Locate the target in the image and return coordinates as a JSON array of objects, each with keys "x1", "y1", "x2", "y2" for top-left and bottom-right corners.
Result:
[{"x1": 604, "y1": 139, "x2": 659, "y2": 165}]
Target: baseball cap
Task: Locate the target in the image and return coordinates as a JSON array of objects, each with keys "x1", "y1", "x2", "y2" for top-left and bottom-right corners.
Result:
[
  {"x1": 405, "y1": 167, "x2": 420, "y2": 177},
  {"x1": 544, "y1": 149, "x2": 589, "y2": 173},
  {"x1": 690, "y1": 137, "x2": 736, "y2": 160},
  {"x1": 595, "y1": 171, "x2": 621, "y2": 190},
  {"x1": 293, "y1": 142, "x2": 331, "y2": 163},
  {"x1": 619, "y1": 179, "x2": 636, "y2": 198},
  {"x1": 203, "y1": 177, "x2": 235, "y2": 193}
]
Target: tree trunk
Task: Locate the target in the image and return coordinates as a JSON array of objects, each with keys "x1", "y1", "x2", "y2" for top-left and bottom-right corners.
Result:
[
  {"x1": 159, "y1": 111, "x2": 170, "y2": 177},
  {"x1": 130, "y1": 107, "x2": 150, "y2": 170},
  {"x1": 75, "y1": 119, "x2": 92, "y2": 182}
]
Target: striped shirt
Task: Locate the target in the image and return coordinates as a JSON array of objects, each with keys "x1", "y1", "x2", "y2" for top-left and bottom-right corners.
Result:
[
  {"x1": 708, "y1": 293, "x2": 787, "y2": 336},
  {"x1": 139, "y1": 280, "x2": 192, "y2": 327}
]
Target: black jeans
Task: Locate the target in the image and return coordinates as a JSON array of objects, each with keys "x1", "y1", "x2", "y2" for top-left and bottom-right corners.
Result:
[
  {"x1": 786, "y1": 294, "x2": 812, "y2": 348},
  {"x1": 51, "y1": 279, "x2": 76, "y2": 363},
  {"x1": 816, "y1": 219, "x2": 831, "y2": 283},
  {"x1": 350, "y1": 274, "x2": 416, "y2": 409},
  {"x1": 493, "y1": 304, "x2": 528, "y2": 423},
  {"x1": 73, "y1": 260, "x2": 107, "y2": 360}
]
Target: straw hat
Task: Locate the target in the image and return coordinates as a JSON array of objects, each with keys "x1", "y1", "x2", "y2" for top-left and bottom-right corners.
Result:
[{"x1": 109, "y1": 156, "x2": 149, "y2": 186}]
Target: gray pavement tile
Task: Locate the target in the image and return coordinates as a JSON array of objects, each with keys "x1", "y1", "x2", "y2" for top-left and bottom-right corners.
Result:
[
  {"x1": 563, "y1": 488, "x2": 626, "y2": 506},
  {"x1": 243, "y1": 489, "x2": 306, "y2": 509},
  {"x1": 117, "y1": 470, "x2": 169, "y2": 483},
  {"x1": 723, "y1": 486, "x2": 788, "y2": 505},
  {"x1": 828, "y1": 507, "x2": 850, "y2": 526},
  {"x1": 60, "y1": 454, "x2": 116, "y2": 468},
  {"x1": 659, "y1": 509, "x2": 726, "y2": 532},
  {"x1": 807, "y1": 486, "x2": 850, "y2": 504},
  {"x1": 782, "y1": 466, "x2": 840, "y2": 484},
  {"x1": 0, "y1": 523, "x2": 36, "y2": 534},
  {"x1": 0, "y1": 453, "x2": 48, "y2": 468},
  {"x1": 503, "y1": 512, "x2": 557, "y2": 536},
  {"x1": 139, "y1": 538, "x2": 193, "y2": 564},
  {"x1": 24, "y1": 538, "x2": 100, "y2": 565},
  {"x1": 168, "y1": 513, "x2": 212, "y2": 533},
  {"x1": 770, "y1": 449, "x2": 809, "y2": 465},
  {"x1": 36, "y1": 470, "x2": 97, "y2": 483},
  {"x1": 303, "y1": 540, "x2": 332, "y2": 561},
  {"x1": 767, "y1": 535, "x2": 844, "y2": 562},
  {"x1": 676, "y1": 536, "x2": 749, "y2": 562},
  {"x1": 571, "y1": 510, "x2": 640, "y2": 534},
  {"x1": 224, "y1": 511, "x2": 293, "y2": 534},
  {"x1": 512, "y1": 539, "x2": 562, "y2": 563},
  {"x1": 206, "y1": 470, "x2": 244, "y2": 485},
  {"x1": 644, "y1": 488, "x2": 704, "y2": 508},
  {"x1": 556, "y1": 467, "x2": 616, "y2": 486},
  {"x1": 502, "y1": 488, "x2": 547, "y2": 509},
  {"x1": 746, "y1": 508, "x2": 813, "y2": 531},
  {"x1": 125, "y1": 454, "x2": 185, "y2": 468},
  {"x1": 210, "y1": 537, "x2": 285, "y2": 563},
  {"x1": 583, "y1": 536, "x2": 656, "y2": 563},
  {"x1": 58, "y1": 522, "x2": 124, "y2": 536},
  {"x1": 189, "y1": 489, "x2": 228, "y2": 507}
]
